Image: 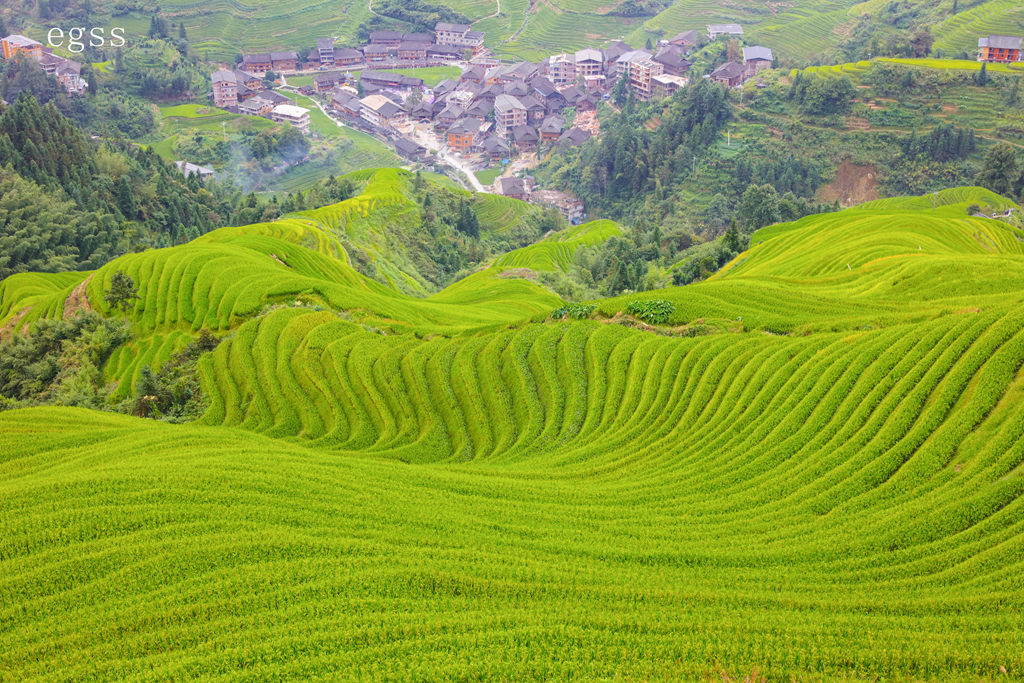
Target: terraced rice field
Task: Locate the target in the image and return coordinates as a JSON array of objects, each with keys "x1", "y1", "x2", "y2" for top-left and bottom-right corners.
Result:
[{"x1": 3, "y1": 180, "x2": 1024, "y2": 678}]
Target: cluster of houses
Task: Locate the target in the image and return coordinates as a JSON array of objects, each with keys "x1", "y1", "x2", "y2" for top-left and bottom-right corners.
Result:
[
  {"x1": 977, "y1": 35, "x2": 1023, "y2": 63},
  {"x1": 0, "y1": 34, "x2": 88, "y2": 96},
  {"x1": 234, "y1": 22, "x2": 486, "y2": 82}
]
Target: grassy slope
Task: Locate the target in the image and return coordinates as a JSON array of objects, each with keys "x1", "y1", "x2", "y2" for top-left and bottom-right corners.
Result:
[
  {"x1": 6, "y1": 174, "x2": 1024, "y2": 675},
  {"x1": 4, "y1": 186, "x2": 1024, "y2": 677}
]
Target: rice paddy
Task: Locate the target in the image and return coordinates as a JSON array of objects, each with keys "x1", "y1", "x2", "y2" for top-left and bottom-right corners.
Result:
[{"x1": 3, "y1": 179, "x2": 1024, "y2": 679}]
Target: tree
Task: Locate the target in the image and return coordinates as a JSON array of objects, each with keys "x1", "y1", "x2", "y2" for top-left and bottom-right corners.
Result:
[
  {"x1": 737, "y1": 184, "x2": 781, "y2": 231},
  {"x1": 975, "y1": 62, "x2": 988, "y2": 86},
  {"x1": 105, "y1": 270, "x2": 141, "y2": 321},
  {"x1": 723, "y1": 219, "x2": 743, "y2": 252},
  {"x1": 179, "y1": 22, "x2": 188, "y2": 40},
  {"x1": 909, "y1": 28, "x2": 933, "y2": 57},
  {"x1": 975, "y1": 143, "x2": 1019, "y2": 197}
]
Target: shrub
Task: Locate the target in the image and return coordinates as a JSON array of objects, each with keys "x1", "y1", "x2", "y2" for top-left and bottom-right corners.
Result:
[
  {"x1": 625, "y1": 299, "x2": 675, "y2": 324},
  {"x1": 551, "y1": 303, "x2": 597, "y2": 320}
]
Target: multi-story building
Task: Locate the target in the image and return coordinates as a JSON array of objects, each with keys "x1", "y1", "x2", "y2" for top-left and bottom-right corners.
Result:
[
  {"x1": 270, "y1": 51, "x2": 298, "y2": 72},
  {"x1": 55, "y1": 60, "x2": 86, "y2": 95},
  {"x1": 651, "y1": 73, "x2": 688, "y2": 99},
  {"x1": 447, "y1": 118, "x2": 481, "y2": 152},
  {"x1": 493, "y1": 94, "x2": 527, "y2": 134},
  {"x1": 978, "y1": 35, "x2": 1023, "y2": 63},
  {"x1": 271, "y1": 103, "x2": 310, "y2": 133},
  {"x1": 1, "y1": 34, "x2": 42, "y2": 60},
  {"x1": 435, "y1": 23, "x2": 485, "y2": 51},
  {"x1": 317, "y1": 38, "x2": 335, "y2": 67},
  {"x1": 574, "y1": 48, "x2": 603, "y2": 78},
  {"x1": 628, "y1": 56, "x2": 664, "y2": 101},
  {"x1": 548, "y1": 53, "x2": 575, "y2": 85},
  {"x1": 239, "y1": 95, "x2": 274, "y2": 116},
  {"x1": 241, "y1": 53, "x2": 273, "y2": 75},
  {"x1": 211, "y1": 69, "x2": 238, "y2": 108}
]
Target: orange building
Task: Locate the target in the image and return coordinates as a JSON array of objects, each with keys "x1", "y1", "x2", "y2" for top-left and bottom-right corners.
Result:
[
  {"x1": 2, "y1": 34, "x2": 43, "y2": 61},
  {"x1": 978, "y1": 35, "x2": 1022, "y2": 63},
  {"x1": 447, "y1": 119, "x2": 480, "y2": 153}
]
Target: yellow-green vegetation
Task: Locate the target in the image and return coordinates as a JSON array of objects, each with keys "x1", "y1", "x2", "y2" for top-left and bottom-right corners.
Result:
[{"x1": 4, "y1": 182, "x2": 1024, "y2": 678}]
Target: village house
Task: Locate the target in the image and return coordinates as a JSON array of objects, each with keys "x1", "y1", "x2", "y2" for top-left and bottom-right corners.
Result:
[
  {"x1": 616, "y1": 49, "x2": 652, "y2": 78},
  {"x1": 317, "y1": 38, "x2": 335, "y2": 67},
  {"x1": 398, "y1": 41, "x2": 428, "y2": 65},
  {"x1": 427, "y1": 44, "x2": 464, "y2": 64},
  {"x1": 271, "y1": 103, "x2": 310, "y2": 133},
  {"x1": 494, "y1": 94, "x2": 527, "y2": 134},
  {"x1": 211, "y1": 69, "x2": 238, "y2": 107},
  {"x1": 314, "y1": 71, "x2": 345, "y2": 93},
  {"x1": 558, "y1": 126, "x2": 590, "y2": 149},
  {"x1": 496, "y1": 176, "x2": 528, "y2": 200},
  {"x1": 977, "y1": 35, "x2": 1023, "y2": 63},
  {"x1": 710, "y1": 61, "x2": 745, "y2": 88},
  {"x1": 448, "y1": 118, "x2": 481, "y2": 152},
  {"x1": 574, "y1": 48, "x2": 604, "y2": 79},
  {"x1": 436, "y1": 102, "x2": 466, "y2": 129},
  {"x1": 707, "y1": 24, "x2": 743, "y2": 39},
  {"x1": 539, "y1": 114, "x2": 564, "y2": 142},
  {"x1": 465, "y1": 98, "x2": 494, "y2": 119},
  {"x1": 330, "y1": 90, "x2": 363, "y2": 120},
  {"x1": 334, "y1": 47, "x2": 363, "y2": 67},
  {"x1": 394, "y1": 137, "x2": 428, "y2": 162},
  {"x1": 512, "y1": 124, "x2": 539, "y2": 152},
  {"x1": 651, "y1": 73, "x2": 688, "y2": 99},
  {"x1": 360, "y1": 93, "x2": 406, "y2": 130},
  {"x1": 369, "y1": 31, "x2": 404, "y2": 47},
  {"x1": 55, "y1": 60, "x2": 86, "y2": 96},
  {"x1": 653, "y1": 45, "x2": 691, "y2": 76},
  {"x1": 363, "y1": 44, "x2": 389, "y2": 64},
  {"x1": 628, "y1": 55, "x2": 664, "y2": 101},
  {"x1": 479, "y1": 135, "x2": 510, "y2": 162},
  {"x1": 548, "y1": 53, "x2": 576, "y2": 86},
  {"x1": 361, "y1": 70, "x2": 425, "y2": 91},
  {"x1": 270, "y1": 51, "x2": 299, "y2": 72},
  {"x1": 435, "y1": 22, "x2": 485, "y2": 51},
  {"x1": 742, "y1": 46, "x2": 774, "y2": 77},
  {"x1": 234, "y1": 69, "x2": 262, "y2": 91},
  {"x1": 666, "y1": 30, "x2": 698, "y2": 50},
  {"x1": 258, "y1": 90, "x2": 292, "y2": 106},
  {"x1": 1, "y1": 34, "x2": 42, "y2": 60},
  {"x1": 239, "y1": 95, "x2": 274, "y2": 116},
  {"x1": 242, "y1": 53, "x2": 273, "y2": 74}
]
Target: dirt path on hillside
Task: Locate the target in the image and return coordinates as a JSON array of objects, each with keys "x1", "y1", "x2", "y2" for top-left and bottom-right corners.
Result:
[
  {"x1": 63, "y1": 274, "x2": 94, "y2": 319},
  {"x1": 0, "y1": 307, "x2": 31, "y2": 341}
]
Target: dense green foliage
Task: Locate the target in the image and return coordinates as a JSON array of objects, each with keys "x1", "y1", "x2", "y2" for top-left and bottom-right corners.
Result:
[{"x1": 0, "y1": 312, "x2": 129, "y2": 410}]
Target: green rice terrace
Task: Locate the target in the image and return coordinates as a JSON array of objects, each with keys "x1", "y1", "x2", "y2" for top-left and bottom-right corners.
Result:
[{"x1": 3, "y1": 170, "x2": 1024, "y2": 678}]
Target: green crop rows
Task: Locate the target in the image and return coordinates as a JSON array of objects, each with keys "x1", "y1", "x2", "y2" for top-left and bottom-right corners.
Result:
[{"x1": 3, "y1": 176, "x2": 1024, "y2": 678}]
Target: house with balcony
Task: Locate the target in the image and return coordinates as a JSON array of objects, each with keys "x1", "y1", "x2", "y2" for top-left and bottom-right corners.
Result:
[
  {"x1": 1, "y1": 34, "x2": 42, "y2": 60},
  {"x1": 211, "y1": 69, "x2": 238, "y2": 107},
  {"x1": 978, "y1": 35, "x2": 1023, "y2": 63},
  {"x1": 494, "y1": 94, "x2": 527, "y2": 134}
]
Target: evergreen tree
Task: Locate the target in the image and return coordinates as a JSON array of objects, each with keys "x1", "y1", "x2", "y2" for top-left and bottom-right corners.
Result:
[
  {"x1": 975, "y1": 143, "x2": 1019, "y2": 197},
  {"x1": 104, "y1": 271, "x2": 141, "y2": 321},
  {"x1": 723, "y1": 219, "x2": 742, "y2": 252},
  {"x1": 975, "y1": 62, "x2": 988, "y2": 86}
]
